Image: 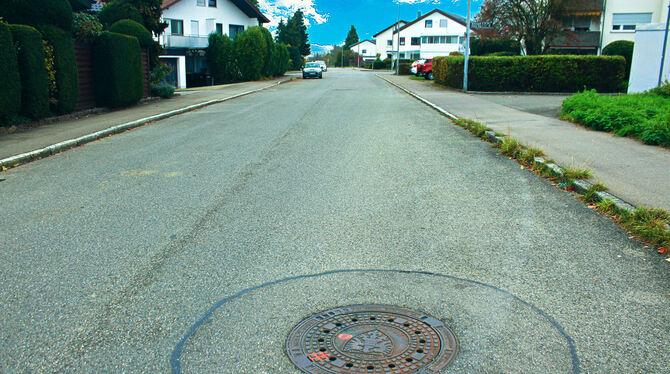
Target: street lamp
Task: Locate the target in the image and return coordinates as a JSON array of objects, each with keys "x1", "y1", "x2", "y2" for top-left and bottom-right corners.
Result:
[{"x1": 396, "y1": 1, "x2": 401, "y2": 75}]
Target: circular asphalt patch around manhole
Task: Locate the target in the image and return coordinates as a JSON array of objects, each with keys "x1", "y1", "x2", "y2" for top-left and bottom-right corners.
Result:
[{"x1": 286, "y1": 304, "x2": 458, "y2": 373}]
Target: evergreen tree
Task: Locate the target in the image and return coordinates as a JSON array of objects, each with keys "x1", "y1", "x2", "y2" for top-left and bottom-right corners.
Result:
[
  {"x1": 118, "y1": 0, "x2": 168, "y2": 36},
  {"x1": 343, "y1": 25, "x2": 359, "y2": 50},
  {"x1": 275, "y1": 10, "x2": 310, "y2": 57}
]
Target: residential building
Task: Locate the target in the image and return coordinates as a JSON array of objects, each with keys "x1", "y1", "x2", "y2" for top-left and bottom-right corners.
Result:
[
  {"x1": 550, "y1": 0, "x2": 604, "y2": 54},
  {"x1": 159, "y1": 0, "x2": 269, "y2": 87},
  {"x1": 392, "y1": 9, "x2": 471, "y2": 60},
  {"x1": 600, "y1": 0, "x2": 669, "y2": 50},
  {"x1": 349, "y1": 40, "x2": 377, "y2": 61},
  {"x1": 628, "y1": 22, "x2": 670, "y2": 92},
  {"x1": 373, "y1": 21, "x2": 407, "y2": 59}
]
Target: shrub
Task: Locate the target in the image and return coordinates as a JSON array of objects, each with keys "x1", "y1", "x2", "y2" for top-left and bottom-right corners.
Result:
[
  {"x1": 648, "y1": 81, "x2": 670, "y2": 97},
  {"x1": 0, "y1": 22, "x2": 21, "y2": 124},
  {"x1": 207, "y1": 33, "x2": 237, "y2": 83},
  {"x1": 258, "y1": 26, "x2": 275, "y2": 78},
  {"x1": 288, "y1": 46, "x2": 303, "y2": 70},
  {"x1": 10, "y1": 24, "x2": 50, "y2": 120},
  {"x1": 235, "y1": 27, "x2": 267, "y2": 81},
  {"x1": 432, "y1": 55, "x2": 626, "y2": 93},
  {"x1": 151, "y1": 83, "x2": 174, "y2": 98},
  {"x1": 602, "y1": 40, "x2": 634, "y2": 78},
  {"x1": 0, "y1": 0, "x2": 73, "y2": 31},
  {"x1": 93, "y1": 32, "x2": 143, "y2": 108},
  {"x1": 372, "y1": 58, "x2": 386, "y2": 69},
  {"x1": 73, "y1": 12, "x2": 104, "y2": 44},
  {"x1": 109, "y1": 19, "x2": 153, "y2": 47},
  {"x1": 40, "y1": 25, "x2": 78, "y2": 115},
  {"x1": 449, "y1": 51, "x2": 463, "y2": 56},
  {"x1": 98, "y1": 1, "x2": 143, "y2": 28},
  {"x1": 470, "y1": 38, "x2": 520, "y2": 56},
  {"x1": 151, "y1": 62, "x2": 173, "y2": 84},
  {"x1": 269, "y1": 43, "x2": 289, "y2": 77},
  {"x1": 398, "y1": 62, "x2": 412, "y2": 75}
]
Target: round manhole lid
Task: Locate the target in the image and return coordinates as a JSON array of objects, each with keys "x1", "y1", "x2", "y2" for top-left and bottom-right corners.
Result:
[{"x1": 286, "y1": 305, "x2": 458, "y2": 373}]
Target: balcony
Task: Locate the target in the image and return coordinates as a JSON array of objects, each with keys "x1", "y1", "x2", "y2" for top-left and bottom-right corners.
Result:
[
  {"x1": 551, "y1": 31, "x2": 601, "y2": 49},
  {"x1": 162, "y1": 35, "x2": 209, "y2": 49}
]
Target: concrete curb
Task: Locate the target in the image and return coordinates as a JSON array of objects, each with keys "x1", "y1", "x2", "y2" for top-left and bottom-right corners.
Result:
[
  {"x1": 0, "y1": 78, "x2": 295, "y2": 172},
  {"x1": 376, "y1": 74, "x2": 642, "y2": 214}
]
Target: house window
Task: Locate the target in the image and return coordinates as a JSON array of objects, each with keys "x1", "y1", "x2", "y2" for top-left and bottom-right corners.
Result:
[
  {"x1": 229, "y1": 24, "x2": 245, "y2": 37},
  {"x1": 411, "y1": 37, "x2": 421, "y2": 45},
  {"x1": 170, "y1": 19, "x2": 183, "y2": 36},
  {"x1": 197, "y1": 0, "x2": 205, "y2": 6},
  {"x1": 216, "y1": 23, "x2": 223, "y2": 35},
  {"x1": 191, "y1": 20, "x2": 199, "y2": 36},
  {"x1": 399, "y1": 37, "x2": 405, "y2": 46},
  {"x1": 425, "y1": 20, "x2": 433, "y2": 28},
  {"x1": 387, "y1": 39, "x2": 392, "y2": 46},
  {"x1": 612, "y1": 13, "x2": 652, "y2": 31},
  {"x1": 362, "y1": 49, "x2": 367, "y2": 54},
  {"x1": 440, "y1": 19, "x2": 448, "y2": 28},
  {"x1": 411, "y1": 52, "x2": 420, "y2": 59},
  {"x1": 422, "y1": 36, "x2": 434, "y2": 44},
  {"x1": 459, "y1": 36, "x2": 465, "y2": 44},
  {"x1": 208, "y1": 0, "x2": 216, "y2": 7},
  {"x1": 438, "y1": 36, "x2": 447, "y2": 44}
]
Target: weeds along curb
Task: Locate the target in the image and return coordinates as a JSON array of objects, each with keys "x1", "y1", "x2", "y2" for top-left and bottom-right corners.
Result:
[
  {"x1": 0, "y1": 77, "x2": 296, "y2": 172},
  {"x1": 377, "y1": 74, "x2": 670, "y2": 255}
]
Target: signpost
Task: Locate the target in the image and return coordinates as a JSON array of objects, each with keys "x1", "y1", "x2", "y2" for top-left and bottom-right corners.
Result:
[{"x1": 463, "y1": 0, "x2": 471, "y2": 92}]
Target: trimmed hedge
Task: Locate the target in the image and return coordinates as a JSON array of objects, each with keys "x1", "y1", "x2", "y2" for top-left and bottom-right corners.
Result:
[
  {"x1": 0, "y1": 22, "x2": 21, "y2": 123},
  {"x1": 40, "y1": 25, "x2": 79, "y2": 114},
  {"x1": 399, "y1": 62, "x2": 412, "y2": 75},
  {"x1": 151, "y1": 83, "x2": 174, "y2": 98},
  {"x1": 470, "y1": 39, "x2": 520, "y2": 56},
  {"x1": 207, "y1": 33, "x2": 237, "y2": 83},
  {"x1": 93, "y1": 32, "x2": 143, "y2": 108},
  {"x1": 98, "y1": 2, "x2": 143, "y2": 28},
  {"x1": 0, "y1": 0, "x2": 73, "y2": 31},
  {"x1": 603, "y1": 40, "x2": 634, "y2": 78},
  {"x1": 10, "y1": 24, "x2": 50, "y2": 120},
  {"x1": 433, "y1": 55, "x2": 626, "y2": 93},
  {"x1": 109, "y1": 19, "x2": 153, "y2": 47},
  {"x1": 235, "y1": 27, "x2": 267, "y2": 81}
]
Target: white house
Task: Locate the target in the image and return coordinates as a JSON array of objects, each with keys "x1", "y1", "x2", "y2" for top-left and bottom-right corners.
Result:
[
  {"x1": 600, "y1": 0, "x2": 669, "y2": 50},
  {"x1": 373, "y1": 21, "x2": 407, "y2": 60},
  {"x1": 628, "y1": 23, "x2": 670, "y2": 92},
  {"x1": 158, "y1": 0, "x2": 269, "y2": 88},
  {"x1": 392, "y1": 9, "x2": 470, "y2": 60},
  {"x1": 349, "y1": 40, "x2": 377, "y2": 61}
]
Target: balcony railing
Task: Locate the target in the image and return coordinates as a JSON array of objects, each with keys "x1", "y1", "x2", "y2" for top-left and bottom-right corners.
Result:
[
  {"x1": 162, "y1": 35, "x2": 209, "y2": 49},
  {"x1": 551, "y1": 31, "x2": 601, "y2": 48}
]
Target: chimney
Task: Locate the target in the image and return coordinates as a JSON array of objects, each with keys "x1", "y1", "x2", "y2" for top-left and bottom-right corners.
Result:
[{"x1": 418, "y1": 11, "x2": 422, "y2": 18}]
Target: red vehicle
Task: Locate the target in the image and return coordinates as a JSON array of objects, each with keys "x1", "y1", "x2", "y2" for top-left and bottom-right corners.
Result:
[{"x1": 416, "y1": 58, "x2": 433, "y2": 80}]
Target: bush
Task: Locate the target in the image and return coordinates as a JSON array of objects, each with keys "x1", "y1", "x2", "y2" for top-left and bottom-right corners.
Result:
[
  {"x1": 40, "y1": 25, "x2": 78, "y2": 115},
  {"x1": 398, "y1": 62, "x2": 412, "y2": 75},
  {"x1": 648, "y1": 81, "x2": 670, "y2": 97},
  {"x1": 288, "y1": 46, "x2": 303, "y2": 70},
  {"x1": 151, "y1": 83, "x2": 174, "y2": 98},
  {"x1": 207, "y1": 33, "x2": 237, "y2": 83},
  {"x1": 73, "y1": 12, "x2": 104, "y2": 44},
  {"x1": 602, "y1": 40, "x2": 634, "y2": 78},
  {"x1": 109, "y1": 19, "x2": 153, "y2": 47},
  {"x1": 432, "y1": 55, "x2": 626, "y2": 93},
  {"x1": 470, "y1": 38, "x2": 520, "y2": 56},
  {"x1": 235, "y1": 27, "x2": 267, "y2": 81},
  {"x1": 372, "y1": 58, "x2": 386, "y2": 69},
  {"x1": 561, "y1": 90, "x2": 670, "y2": 147},
  {"x1": 93, "y1": 32, "x2": 143, "y2": 108},
  {"x1": 271, "y1": 43, "x2": 289, "y2": 76},
  {"x1": 98, "y1": 1, "x2": 143, "y2": 28},
  {"x1": 151, "y1": 62, "x2": 173, "y2": 84},
  {"x1": 10, "y1": 24, "x2": 50, "y2": 120},
  {"x1": 258, "y1": 26, "x2": 275, "y2": 78},
  {"x1": 0, "y1": 22, "x2": 21, "y2": 124},
  {"x1": 0, "y1": 0, "x2": 73, "y2": 31},
  {"x1": 449, "y1": 51, "x2": 463, "y2": 56}
]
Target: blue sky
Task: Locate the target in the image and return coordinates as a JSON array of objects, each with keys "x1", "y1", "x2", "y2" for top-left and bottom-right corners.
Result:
[{"x1": 257, "y1": 0, "x2": 484, "y2": 47}]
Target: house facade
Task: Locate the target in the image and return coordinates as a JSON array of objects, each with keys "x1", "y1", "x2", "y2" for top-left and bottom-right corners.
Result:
[
  {"x1": 392, "y1": 10, "x2": 470, "y2": 60},
  {"x1": 373, "y1": 21, "x2": 407, "y2": 59},
  {"x1": 601, "y1": 0, "x2": 669, "y2": 49},
  {"x1": 159, "y1": 0, "x2": 269, "y2": 87},
  {"x1": 349, "y1": 40, "x2": 377, "y2": 61}
]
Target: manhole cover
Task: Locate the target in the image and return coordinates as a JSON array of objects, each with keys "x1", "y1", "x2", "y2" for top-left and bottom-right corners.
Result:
[{"x1": 286, "y1": 305, "x2": 458, "y2": 373}]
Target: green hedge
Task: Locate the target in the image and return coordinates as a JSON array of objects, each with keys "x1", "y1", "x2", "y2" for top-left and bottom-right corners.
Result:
[
  {"x1": 98, "y1": 1, "x2": 143, "y2": 28},
  {"x1": 398, "y1": 62, "x2": 412, "y2": 75},
  {"x1": 41, "y1": 25, "x2": 78, "y2": 114},
  {"x1": 235, "y1": 27, "x2": 267, "y2": 81},
  {"x1": 0, "y1": 22, "x2": 21, "y2": 123},
  {"x1": 207, "y1": 33, "x2": 237, "y2": 83},
  {"x1": 93, "y1": 32, "x2": 143, "y2": 108},
  {"x1": 603, "y1": 40, "x2": 634, "y2": 79},
  {"x1": 109, "y1": 19, "x2": 153, "y2": 48},
  {"x1": 470, "y1": 39, "x2": 520, "y2": 56},
  {"x1": 0, "y1": 0, "x2": 73, "y2": 31},
  {"x1": 433, "y1": 55, "x2": 626, "y2": 93},
  {"x1": 10, "y1": 24, "x2": 50, "y2": 120}
]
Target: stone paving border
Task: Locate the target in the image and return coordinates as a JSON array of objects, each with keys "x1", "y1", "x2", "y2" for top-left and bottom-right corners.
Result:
[
  {"x1": 0, "y1": 78, "x2": 296, "y2": 172},
  {"x1": 376, "y1": 74, "x2": 640, "y2": 215}
]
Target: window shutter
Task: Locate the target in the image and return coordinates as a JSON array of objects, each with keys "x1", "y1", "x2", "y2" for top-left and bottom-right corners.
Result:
[{"x1": 612, "y1": 13, "x2": 652, "y2": 25}]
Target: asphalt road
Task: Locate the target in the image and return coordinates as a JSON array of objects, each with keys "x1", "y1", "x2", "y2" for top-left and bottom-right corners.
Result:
[{"x1": 0, "y1": 69, "x2": 668, "y2": 373}]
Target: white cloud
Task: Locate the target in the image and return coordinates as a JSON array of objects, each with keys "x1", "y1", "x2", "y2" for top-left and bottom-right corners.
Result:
[
  {"x1": 395, "y1": 0, "x2": 441, "y2": 4},
  {"x1": 257, "y1": 0, "x2": 329, "y2": 30}
]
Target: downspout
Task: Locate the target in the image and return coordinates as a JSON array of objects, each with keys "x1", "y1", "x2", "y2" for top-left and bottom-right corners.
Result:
[{"x1": 598, "y1": 0, "x2": 608, "y2": 55}]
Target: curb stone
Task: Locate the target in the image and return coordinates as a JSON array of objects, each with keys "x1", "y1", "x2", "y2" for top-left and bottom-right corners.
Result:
[
  {"x1": 376, "y1": 74, "x2": 643, "y2": 217},
  {"x1": 0, "y1": 77, "x2": 296, "y2": 172}
]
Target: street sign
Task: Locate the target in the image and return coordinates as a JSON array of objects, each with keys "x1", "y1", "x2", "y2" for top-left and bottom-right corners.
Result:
[{"x1": 471, "y1": 22, "x2": 492, "y2": 29}]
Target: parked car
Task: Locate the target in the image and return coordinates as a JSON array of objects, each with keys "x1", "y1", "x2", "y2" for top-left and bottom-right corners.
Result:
[
  {"x1": 315, "y1": 60, "x2": 327, "y2": 72},
  {"x1": 417, "y1": 59, "x2": 433, "y2": 80},
  {"x1": 302, "y1": 62, "x2": 323, "y2": 79},
  {"x1": 410, "y1": 59, "x2": 425, "y2": 75}
]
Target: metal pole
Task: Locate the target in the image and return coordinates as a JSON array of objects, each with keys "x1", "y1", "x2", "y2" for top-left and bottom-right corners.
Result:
[
  {"x1": 463, "y1": 0, "x2": 471, "y2": 91},
  {"x1": 658, "y1": 3, "x2": 670, "y2": 86},
  {"x1": 341, "y1": 43, "x2": 344, "y2": 68},
  {"x1": 598, "y1": 0, "x2": 608, "y2": 55},
  {"x1": 396, "y1": 3, "x2": 401, "y2": 75}
]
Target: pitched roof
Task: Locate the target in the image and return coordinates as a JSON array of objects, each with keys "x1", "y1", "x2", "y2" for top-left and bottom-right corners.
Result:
[
  {"x1": 373, "y1": 21, "x2": 408, "y2": 38},
  {"x1": 394, "y1": 9, "x2": 468, "y2": 34},
  {"x1": 161, "y1": 0, "x2": 270, "y2": 23},
  {"x1": 349, "y1": 39, "x2": 375, "y2": 49}
]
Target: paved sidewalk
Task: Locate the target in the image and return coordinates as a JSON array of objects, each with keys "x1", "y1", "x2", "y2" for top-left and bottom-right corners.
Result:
[
  {"x1": 0, "y1": 76, "x2": 296, "y2": 160},
  {"x1": 380, "y1": 74, "x2": 670, "y2": 211}
]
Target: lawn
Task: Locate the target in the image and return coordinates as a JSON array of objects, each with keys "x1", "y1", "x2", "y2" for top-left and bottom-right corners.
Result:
[{"x1": 560, "y1": 84, "x2": 670, "y2": 147}]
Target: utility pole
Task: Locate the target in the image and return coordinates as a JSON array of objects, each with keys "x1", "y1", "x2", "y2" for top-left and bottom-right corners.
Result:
[
  {"x1": 463, "y1": 0, "x2": 471, "y2": 91},
  {"x1": 395, "y1": 3, "x2": 401, "y2": 75},
  {"x1": 659, "y1": 3, "x2": 670, "y2": 86}
]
